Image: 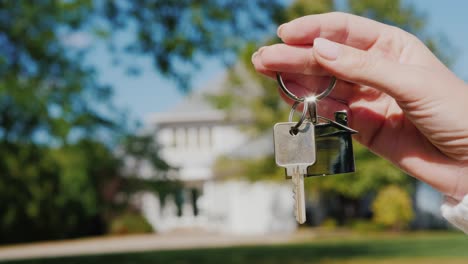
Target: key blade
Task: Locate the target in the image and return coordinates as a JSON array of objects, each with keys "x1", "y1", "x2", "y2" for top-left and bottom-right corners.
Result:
[{"x1": 292, "y1": 169, "x2": 306, "y2": 224}]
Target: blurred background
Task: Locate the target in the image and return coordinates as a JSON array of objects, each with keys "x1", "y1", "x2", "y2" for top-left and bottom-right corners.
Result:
[{"x1": 1, "y1": 0, "x2": 468, "y2": 263}]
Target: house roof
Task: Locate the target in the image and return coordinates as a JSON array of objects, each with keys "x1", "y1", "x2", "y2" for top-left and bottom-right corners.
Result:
[
  {"x1": 146, "y1": 65, "x2": 258, "y2": 126},
  {"x1": 146, "y1": 73, "x2": 227, "y2": 124}
]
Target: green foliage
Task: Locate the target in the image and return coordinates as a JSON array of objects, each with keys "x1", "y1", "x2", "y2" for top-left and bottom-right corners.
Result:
[
  {"x1": 0, "y1": 140, "x2": 117, "y2": 243},
  {"x1": 101, "y1": 0, "x2": 285, "y2": 90},
  {"x1": 320, "y1": 218, "x2": 338, "y2": 231},
  {"x1": 0, "y1": 0, "x2": 454, "y2": 244},
  {"x1": 0, "y1": 1, "x2": 114, "y2": 145},
  {"x1": 349, "y1": 0, "x2": 424, "y2": 31},
  {"x1": 1, "y1": 0, "x2": 281, "y2": 244},
  {"x1": 372, "y1": 185, "x2": 415, "y2": 230},
  {"x1": 109, "y1": 212, "x2": 153, "y2": 235},
  {"x1": 312, "y1": 142, "x2": 411, "y2": 198},
  {"x1": 117, "y1": 134, "x2": 181, "y2": 203},
  {"x1": 350, "y1": 219, "x2": 385, "y2": 232},
  {"x1": 0, "y1": 133, "x2": 173, "y2": 244},
  {"x1": 214, "y1": 154, "x2": 284, "y2": 182},
  {"x1": 284, "y1": 0, "x2": 333, "y2": 21}
]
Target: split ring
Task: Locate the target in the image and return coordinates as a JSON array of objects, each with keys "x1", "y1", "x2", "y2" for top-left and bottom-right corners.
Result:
[
  {"x1": 288, "y1": 100, "x2": 308, "y2": 134},
  {"x1": 276, "y1": 72, "x2": 337, "y2": 102}
]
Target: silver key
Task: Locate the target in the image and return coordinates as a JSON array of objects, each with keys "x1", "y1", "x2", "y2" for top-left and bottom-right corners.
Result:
[{"x1": 273, "y1": 121, "x2": 316, "y2": 224}]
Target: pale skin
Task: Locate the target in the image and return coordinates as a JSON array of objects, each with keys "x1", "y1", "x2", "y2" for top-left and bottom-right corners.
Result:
[{"x1": 252, "y1": 12, "x2": 468, "y2": 201}]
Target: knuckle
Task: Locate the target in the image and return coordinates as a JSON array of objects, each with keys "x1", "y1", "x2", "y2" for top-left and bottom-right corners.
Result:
[
  {"x1": 303, "y1": 51, "x2": 318, "y2": 74},
  {"x1": 346, "y1": 49, "x2": 378, "y2": 83}
]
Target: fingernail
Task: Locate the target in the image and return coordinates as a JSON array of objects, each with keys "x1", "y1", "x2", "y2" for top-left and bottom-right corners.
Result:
[
  {"x1": 277, "y1": 23, "x2": 287, "y2": 38},
  {"x1": 314, "y1": 38, "x2": 340, "y2": 60},
  {"x1": 251, "y1": 51, "x2": 258, "y2": 62}
]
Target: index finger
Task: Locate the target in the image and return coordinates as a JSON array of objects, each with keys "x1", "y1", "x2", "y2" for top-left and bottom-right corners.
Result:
[{"x1": 278, "y1": 12, "x2": 392, "y2": 50}]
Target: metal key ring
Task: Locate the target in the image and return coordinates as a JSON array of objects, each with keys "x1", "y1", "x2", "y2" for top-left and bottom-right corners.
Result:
[
  {"x1": 288, "y1": 100, "x2": 308, "y2": 134},
  {"x1": 276, "y1": 72, "x2": 337, "y2": 102}
]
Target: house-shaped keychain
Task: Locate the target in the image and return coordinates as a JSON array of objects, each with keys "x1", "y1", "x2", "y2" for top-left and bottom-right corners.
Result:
[{"x1": 307, "y1": 111, "x2": 357, "y2": 177}]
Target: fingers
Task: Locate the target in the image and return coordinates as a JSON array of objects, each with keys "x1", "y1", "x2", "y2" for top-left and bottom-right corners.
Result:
[
  {"x1": 278, "y1": 12, "x2": 390, "y2": 49},
  {"x1": 251, "y1": 48, "x2": 275, "y2": 78},
  {"x1": 253, "y1": 44, "x2": 327, "y2": 76},
  {"x1": 312, "y1": 38, "x2": 433, "y2": 103},
  {"x1": 251, "y1": 44, "x2": 356, "y2": 102}
]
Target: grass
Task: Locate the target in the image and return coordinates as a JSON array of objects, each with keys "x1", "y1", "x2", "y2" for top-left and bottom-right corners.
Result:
[{"x1": 3, "y1": 232, "x2": 468, "y2": 264}]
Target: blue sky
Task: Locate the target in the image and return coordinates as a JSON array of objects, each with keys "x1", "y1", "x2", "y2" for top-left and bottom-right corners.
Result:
[{"x1": 88, "y1": 0, "x2": 468, "y2": 123}]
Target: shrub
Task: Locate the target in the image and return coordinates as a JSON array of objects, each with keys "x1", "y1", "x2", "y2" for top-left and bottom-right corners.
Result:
[
  {"x1": 109, "y1": 212, "x2": 153, "y2": 235},
  {"x1": 372, "y1": 185, "x2": 414, "y2": 231}
]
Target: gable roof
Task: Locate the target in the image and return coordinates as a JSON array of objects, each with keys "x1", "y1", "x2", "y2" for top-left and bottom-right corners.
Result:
[{"x1": 146, "y1": 73, "x2": 227, "y2": 124}]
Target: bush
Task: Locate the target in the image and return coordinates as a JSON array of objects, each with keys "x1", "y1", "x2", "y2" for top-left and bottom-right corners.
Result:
[
  {"x1": 372, "y1": 185, "x2": 414, "y2": 231},
  {"x1": 320, "y1": 218, "x2": 338, "y2": 231},
  {"x1": 109, "y1": 212, "x2": 154, "y2": 235}
]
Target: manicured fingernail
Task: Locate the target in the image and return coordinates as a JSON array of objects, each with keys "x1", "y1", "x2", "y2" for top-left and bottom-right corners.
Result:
[
  {"x1": 314, "y1": 38, "x2": 340, "y2": 60},
  {"x1": 277, "y1": 23, "x2": 287, "y2": 37}
]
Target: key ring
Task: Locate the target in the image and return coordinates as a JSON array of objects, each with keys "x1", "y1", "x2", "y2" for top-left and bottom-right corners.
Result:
[
  {"x1": 276, "y1": 72, "x2": 337, "y2": 102},
  {"x1": 288, "y1": 100, "x2": 308, "y2": 134}
]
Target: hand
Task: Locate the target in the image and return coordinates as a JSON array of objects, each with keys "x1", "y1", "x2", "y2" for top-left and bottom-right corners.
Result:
[{"x1": 251, "y1": 12, "x2": 468, "y2": 200}]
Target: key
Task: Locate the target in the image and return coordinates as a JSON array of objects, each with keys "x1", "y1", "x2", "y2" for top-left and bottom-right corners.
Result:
[{"x1": 273, "y1": 121, "x2": 316, "y2": 224}]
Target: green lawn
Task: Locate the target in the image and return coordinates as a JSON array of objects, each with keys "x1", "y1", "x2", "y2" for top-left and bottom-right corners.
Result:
[{"x1": 4, "y1": 232, "x2": 468, "y2": 264}]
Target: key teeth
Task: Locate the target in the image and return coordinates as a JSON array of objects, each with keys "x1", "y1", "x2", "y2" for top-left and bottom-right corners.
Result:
[
  {"x1": 292, "y1": 181, "x2": 300, "y2": 222},
  {"x1": 292, "y1": 182, "x2": 296, "y2": 217}
]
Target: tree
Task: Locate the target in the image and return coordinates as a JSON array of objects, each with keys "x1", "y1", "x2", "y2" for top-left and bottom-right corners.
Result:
[
  {"x1": 0, "y1": 1, "x2": 288, "y2": 243},
  {"x1": 0, "y1": 139, "x2": 119, "y2": 243},
  {"x1": 0, "y1": 0, "x2": 118, "y2": 243},
  {"x1": 99, "y1": 0, "x2": 286, "y2": 90}
]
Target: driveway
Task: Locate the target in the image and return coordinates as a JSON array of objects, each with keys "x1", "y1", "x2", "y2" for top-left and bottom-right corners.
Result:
[{"x1": 0, "y1": 230, "x2": 300, "y2": 262}]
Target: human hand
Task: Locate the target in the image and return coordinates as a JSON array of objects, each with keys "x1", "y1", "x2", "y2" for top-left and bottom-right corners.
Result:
[{"x1": 251, "y1": 12, "x2": 468, "y2": 200}]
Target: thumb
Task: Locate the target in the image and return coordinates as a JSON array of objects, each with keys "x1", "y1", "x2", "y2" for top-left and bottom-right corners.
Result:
[{"x1": 312, "y1": 38, "x2": 430, "y2": 103}]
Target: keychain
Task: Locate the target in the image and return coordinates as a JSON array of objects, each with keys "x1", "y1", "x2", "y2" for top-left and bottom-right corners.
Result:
[
  {"x1": 273, "y1": 72, "x2": 358, "y2": 223},
  {"x1": 275, "y1": 72, "x2": 357, "y2": 177}
]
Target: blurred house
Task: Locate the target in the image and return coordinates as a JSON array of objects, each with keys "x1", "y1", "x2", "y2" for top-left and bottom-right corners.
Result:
[{"x1": 141, "y1": 75, "x2": 296, "y2": 234}]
